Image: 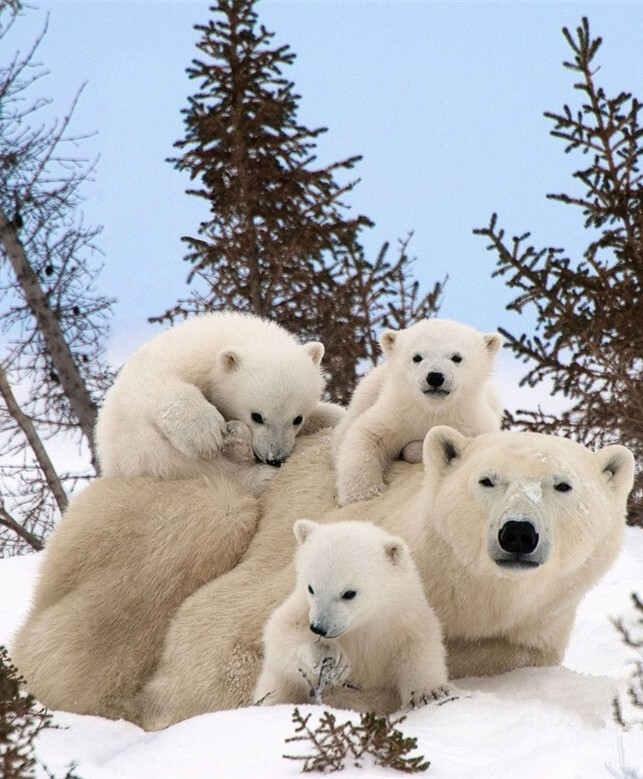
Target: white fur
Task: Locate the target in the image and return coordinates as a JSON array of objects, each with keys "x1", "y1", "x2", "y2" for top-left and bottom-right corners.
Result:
[
  {"x1": 139, "y1": 428, "x2": 633, "y2": 729},
  {"x1": 95, "y1": 311, "x2": 343, "y2": 489},
  {"x1": 11, "y1": 428, "x2": 632, "y2": 728},
  {"x1": 254, "y1": 519, "x2": 448, "y2": 713},
  {"x1": 332, "y1": 318, "x2": 502, "y2": 505}
]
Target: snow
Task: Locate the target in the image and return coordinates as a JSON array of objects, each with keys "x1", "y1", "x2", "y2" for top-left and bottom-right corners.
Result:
[
  {"x1": 522, "y1": 481, "x2": 543, "y2": 504},
  {"x1": 2, "y1": 530, "x2": 643, "y2": 778}
]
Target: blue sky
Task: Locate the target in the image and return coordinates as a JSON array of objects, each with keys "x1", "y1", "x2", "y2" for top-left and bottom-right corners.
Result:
[{"x1": 3, "y1": 1, "x2": 641, "y2": 398}]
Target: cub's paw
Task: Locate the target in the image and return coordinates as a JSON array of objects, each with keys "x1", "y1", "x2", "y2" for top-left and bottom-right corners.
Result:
[
  {"x1": 158, "y1": 399, "x2": 226, "y2": 458},
  {"x1": 408, "y1": 686, "x2": 459, "y2": 710},
  {"x1": 237, "y1": 463, "x2": 279, "y2": 497},
  {"x1": 221, "y1": 420, "x2": 255, "y2": 463}
]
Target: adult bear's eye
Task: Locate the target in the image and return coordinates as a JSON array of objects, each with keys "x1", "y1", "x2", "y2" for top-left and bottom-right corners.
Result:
[
  {"x1": 554, "y1": 481, "x2": 572, "y2": 492},
  {"x1": 251, "y1": 412, "x2": 264, "y2": 424},
  {"x1": 293, "y1": 415, "x2": 303, "y2": 426},
  {"x1": 452, "y1": 353, "x2": 463, "y2": 363},
  {"x1": 341, "y1": 590, "x2": 357, "y2": 600},
  {"x1": 478, "y1": 477, "x2": 495, "y2": 487},
  {"x1": 307, "y1": 584, "x2": 314, "y2": 595},
  {"x1": 412, "y1": 354, "x2": 422, "y2": 363}
]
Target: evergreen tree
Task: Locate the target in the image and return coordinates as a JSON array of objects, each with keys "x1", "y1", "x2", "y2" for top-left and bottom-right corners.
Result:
[
  {"x1": 475, "y1": 18, "x2": 642, "y2": 522},
  {"x1": 155, "y1": 0, "x2": 442, "y2": 403}
]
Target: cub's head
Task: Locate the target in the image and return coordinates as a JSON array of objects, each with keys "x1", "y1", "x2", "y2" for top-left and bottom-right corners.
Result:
[
  {"x1": 421, "y1": 426, "x2": 635, "y2": 579},
  {"x1": 379, "y1": 318, "x2": 501, "y2": 405},
  {"x1": 292, "y1": 519, "x2": 413, "y2": 639},
  {"x1": 209, "y1": 340, "x2": 325, "y2": 466}
]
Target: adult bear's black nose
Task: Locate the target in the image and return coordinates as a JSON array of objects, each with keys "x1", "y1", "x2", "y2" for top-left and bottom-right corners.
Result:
[
  {"x1": 498, "y1": 520, "x2": 539, "y2": 555},
  {"x1": 310, "y1": 622, "x2": 327, "y2": 637},
  {"x1": 426, "y1": 372, "x2": 445, "y2": 388},
  {"x1": 266, "y1": 457, "x2": 285, "y2": 468}
]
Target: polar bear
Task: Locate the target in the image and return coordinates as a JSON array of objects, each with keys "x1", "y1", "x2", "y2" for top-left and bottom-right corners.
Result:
[
  {"x1": 11, "y1": 470, "x2": 260, "y2": 723},
  {"x1": 332, "y1": 318, "x2": 502, "y2": 505},
  {"x1": 95, "y1": 311, "x2": 343, "y2": 488},
  {"x1": 254, "y1": 519, "x2": 448, "y2": 713},
  {"x1": 138, "y1": 426, "x2": 633, "y2": 729}
]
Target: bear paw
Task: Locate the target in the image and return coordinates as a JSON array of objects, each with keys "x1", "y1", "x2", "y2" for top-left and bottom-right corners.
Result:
[
  {"x1": 157, "y1": 399, "x2": 227, "y2": 459},
  {"x1": 237, "y1": 464, "x2": 279, "y2": 497},
  {"x1": 408, "y1": 686, "x2": 457, "y2": 710},
  {"x1": 221, "y1": 420, "x2": 255, "y2": 463}
]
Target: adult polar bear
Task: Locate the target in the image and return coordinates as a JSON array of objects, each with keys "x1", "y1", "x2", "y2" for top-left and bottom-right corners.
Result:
[
  {"x1": 95, "y1": 311, "x2": 343, "y2": 483},
  {"x1": 139, "y1": 426, "x2": 634, "y2": 730}
]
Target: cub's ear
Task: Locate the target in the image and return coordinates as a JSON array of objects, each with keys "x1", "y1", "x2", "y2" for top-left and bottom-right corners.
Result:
[
  {"x1": 303, "y1": 341, "x2": 324, "y2": 367},
  {"x1": 293, "y1": 518, "x2": 319, "y2": 544},
  {"x1": 422, "y1": 425, "x2": 472, "y2": 477},
  {"x1": 379, "y1": 330, "x2": 397, "y2": 357},
  {"x1": 484, "y1": 332, "x2": 503, "y2": 356},
  {"x1": 218, "y1": 348, "x2": 242, "y2": 372},
  {"x1": 384, "y1": 536, "x2": 409, "y2": 567},
  {"x1": 594, "y1": 444, "x2": 635, "y2": 498}
]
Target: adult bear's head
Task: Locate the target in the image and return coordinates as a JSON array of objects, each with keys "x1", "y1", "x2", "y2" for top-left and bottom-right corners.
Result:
[{"x1": 420, "y1": 426, "x2": 634, "y2": 579}]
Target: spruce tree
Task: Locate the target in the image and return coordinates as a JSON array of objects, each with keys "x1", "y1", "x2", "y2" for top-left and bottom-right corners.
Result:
[
  {"x1": 475, "y1": 18, "x2": 642, "y2": 522},
  {"x1": 154, "y1": 0, "x2": 443, "y2": 403}
]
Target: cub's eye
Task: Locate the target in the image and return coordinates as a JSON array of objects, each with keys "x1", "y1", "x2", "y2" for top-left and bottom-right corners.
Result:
[
  {"x1": 554, "y1": 482, "x2": 572, "y2": 493},
  {"x1": 293, "y1": 415, "x2": 303, "y2": 426},
  {"x1": 451, "y1": 353, "x2": 463, "y2": 363},
  {"x1": 341, "y1": 590, "x2": 357, "y2": 600},
  {"x1": 251, "y1": 412, "x2": 264, "y2": 424},
  {"x1": 307, "y1": 584, "x2": 314, "y2": 595},
  {"x1": 412, "y1": 354, "x2": 422, "y2": 363},
  {"x1": 478, "y1": 477, "x2": 495, "y2": 488}
]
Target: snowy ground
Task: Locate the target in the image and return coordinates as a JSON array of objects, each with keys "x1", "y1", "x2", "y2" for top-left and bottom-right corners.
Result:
[{"x1": 2, "y1": 528, "x2": 643, "y2": 778}]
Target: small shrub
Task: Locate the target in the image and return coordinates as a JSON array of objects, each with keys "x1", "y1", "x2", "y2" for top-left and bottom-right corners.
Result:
[
  {"x1": 0, "y1": 645, "x2": 80, "y2": 779},
  {"x1": 284, "y1": 707, "x2": 430, "y2": 774},
  {"x1": 612, "y1": 593, "x2": 643, "y2": 730}
]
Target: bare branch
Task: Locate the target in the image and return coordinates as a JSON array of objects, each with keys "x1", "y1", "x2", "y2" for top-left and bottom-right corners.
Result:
[
  {"x1": 0, "y1": 498, "x2": 43, "y2": 551},
  {"x1": 0, "y1": 363, "x2": 67, "y2": 513}
]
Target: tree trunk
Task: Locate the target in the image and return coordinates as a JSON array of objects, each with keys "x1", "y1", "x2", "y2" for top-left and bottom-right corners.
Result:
[{"x1": 0, "y1": 206, "x2": 99, "y2": 468}]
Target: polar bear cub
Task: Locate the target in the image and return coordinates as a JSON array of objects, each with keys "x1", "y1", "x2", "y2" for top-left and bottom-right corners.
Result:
[
  {"x1": 96, "y1": 311, "x2": 342, "y2": 483},
  {"x1": 332, "y1": 318, "x2": 502, "y2": 505},
  {"x1": 255, "y1": 519, "x2": 448, "y2": 713}
]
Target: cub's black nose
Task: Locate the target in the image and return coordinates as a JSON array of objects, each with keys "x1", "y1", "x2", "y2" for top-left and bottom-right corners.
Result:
[
  {"x1": 498, "y1": 520, "x2": 539, "y2": 555},
  {"x1": 310, "y1": 622, "x2": 327, "y2": 637},
  {"x1": 426, "y1": 372, "x2": 445, "y2": 388},
  {"x1": 266, "y1": 457, "x2": 284, "y2": 468}
]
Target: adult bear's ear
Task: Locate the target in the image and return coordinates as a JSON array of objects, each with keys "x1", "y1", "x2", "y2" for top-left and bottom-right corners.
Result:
[
  {"x1": 219, "y1": 348, "x2": 242, "y2": 372},
  {"x1": 484, "y1": 332, "x2": 503, "y2": 356},
  {"x1": 303, "y1": 342, "x2": 324, "y2": 367},
  {"x1": 293, "y1": 518, "x2": 318, "y2": 544},
  {"x1": 422, "y1": 425, "x2": 472, "y2": 478},
  {"x1": 594, "y1": 444, "x2": 635, "y2": 498},
  {"x1": 383, "y1": 536, "x2": 409, "y2": 568},
  {"x1": 378, "y1": 329, "x2": 397, "y2": 357}
]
